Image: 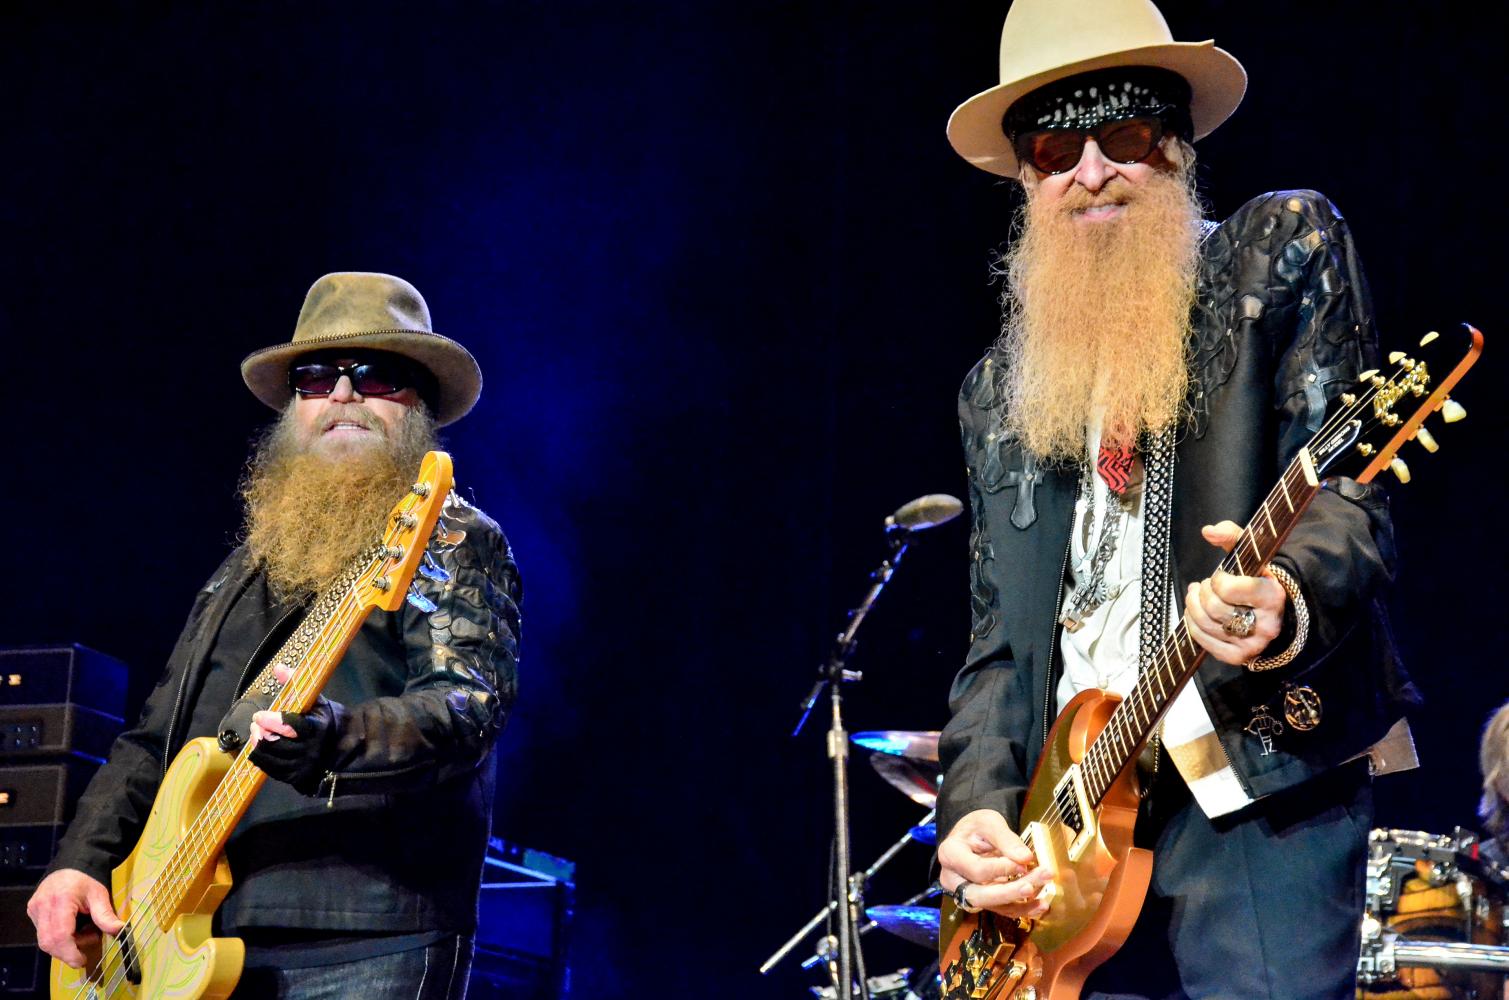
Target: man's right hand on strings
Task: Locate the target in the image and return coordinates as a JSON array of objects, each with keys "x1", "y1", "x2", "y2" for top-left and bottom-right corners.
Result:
[
  {"x1": 28, "y1": 867, "x2": 124, "y2": 969},
  {"x1": 936, "y1": 808, "x2": 1056, "y2": 918}
]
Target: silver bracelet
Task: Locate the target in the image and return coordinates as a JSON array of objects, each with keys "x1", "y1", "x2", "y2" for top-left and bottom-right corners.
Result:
[{"x1": 1246, "y1": 564, "x2": 1309, "y2": 672}]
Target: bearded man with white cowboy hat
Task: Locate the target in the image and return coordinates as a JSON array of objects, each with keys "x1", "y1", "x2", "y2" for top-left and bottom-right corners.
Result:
[
  {"x1": 933, "y1": 1, "x2": 1419, "y2": 995},
  {"x1": 28, "y1": 272, "x2": 522, "y2": 999}
]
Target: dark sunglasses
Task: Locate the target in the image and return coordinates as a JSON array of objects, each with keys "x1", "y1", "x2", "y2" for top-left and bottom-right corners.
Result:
[
  {"x1": 288, "y1": 359, "x2": 417, "y2": 398},
  {"x1": 1012, "y1": 115, "x2": 1171, "y2": 175}
]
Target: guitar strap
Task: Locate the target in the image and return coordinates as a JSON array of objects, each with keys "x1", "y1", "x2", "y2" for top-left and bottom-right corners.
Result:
[{"x1": 1134, "y1": 427, "x2": 1176, "y2": 791}]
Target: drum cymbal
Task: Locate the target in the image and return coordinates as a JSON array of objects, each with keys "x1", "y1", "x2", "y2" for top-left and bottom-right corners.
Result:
[
  {"x1": 852, "y1": 730, "x2": 941, "y2": 763},
  {"x1": 864, "y1": 905, "x2": 940, "y2": 950},
  {"x1": 868, "y1": 753, "x2": 940, "y2": 808}
]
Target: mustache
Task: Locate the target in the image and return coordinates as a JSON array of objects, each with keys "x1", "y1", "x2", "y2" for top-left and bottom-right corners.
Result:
[
  {"x1": 1052, "y1": 176, "x2": 1137, "y2": 213},
  {"x1": 314, "y1": 405, "x2": 385, "y2": 435}
]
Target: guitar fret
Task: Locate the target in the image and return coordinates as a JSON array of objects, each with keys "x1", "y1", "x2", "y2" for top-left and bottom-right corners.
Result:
[{"x1": 1260, "y1": 499, "x2": 1277, "y2": 539}]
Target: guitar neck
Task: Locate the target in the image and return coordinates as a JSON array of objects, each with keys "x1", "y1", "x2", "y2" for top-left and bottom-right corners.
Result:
[{"x1": 1077, "y1": 452, "x2": 1321, "y2": 807}]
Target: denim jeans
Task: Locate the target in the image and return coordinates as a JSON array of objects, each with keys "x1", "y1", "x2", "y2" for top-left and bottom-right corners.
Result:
[{"x1": 231, "y1": 935, "x2": 473, "y2": 999}]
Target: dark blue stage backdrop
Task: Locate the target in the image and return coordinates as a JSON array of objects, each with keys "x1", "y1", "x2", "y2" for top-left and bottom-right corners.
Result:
[{"x1": 5, "y1": 2, "x2": 1504, "y2": 996}]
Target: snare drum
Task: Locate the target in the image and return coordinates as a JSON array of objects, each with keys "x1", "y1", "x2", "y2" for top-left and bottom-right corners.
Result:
[{"x1": 1357, "y1": 827, "x2": 1507, "y2": 1000}]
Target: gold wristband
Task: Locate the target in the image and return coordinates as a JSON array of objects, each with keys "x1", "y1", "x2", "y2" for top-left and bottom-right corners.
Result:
[{"x1": 1246, "y1": 564, "x2": 1309, "y2": 672}]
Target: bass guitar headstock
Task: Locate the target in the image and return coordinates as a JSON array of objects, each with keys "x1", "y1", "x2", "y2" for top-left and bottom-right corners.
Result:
[{"x1": 354, "y1": 450, "x2": 456, "y2": 611}]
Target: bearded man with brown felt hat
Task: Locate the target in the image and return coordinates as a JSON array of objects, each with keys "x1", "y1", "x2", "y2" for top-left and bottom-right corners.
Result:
[
  {"x1": 933, "y1": 1, "x2": 1420, "y2": 995},
  {"x1": 28, "y1": 273, "x2": 521, "y2": 999}
]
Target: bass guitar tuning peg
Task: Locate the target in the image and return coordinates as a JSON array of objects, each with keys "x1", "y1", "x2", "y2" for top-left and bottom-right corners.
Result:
[
  {"x1": 1441, "y1": 398, "x2": 1467, "y2": 423},
  {"x1": 405, "y1": 584, "x2": 438, "y2": 614},
  {"x1": 1389, "y1": 458, "x2": 1411, "y2": 484},
  {"x1": 1413, "y1": 427, "x2": 1439, "y2": 453}
]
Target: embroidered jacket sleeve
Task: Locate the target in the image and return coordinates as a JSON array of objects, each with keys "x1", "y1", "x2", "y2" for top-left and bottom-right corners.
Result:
[
  {"x1": 320, "y1": 496, "x2": 522, "y2": 796},
  {"x1": 1234, "y1": 190, "x2": 1397, "y2": 670}
]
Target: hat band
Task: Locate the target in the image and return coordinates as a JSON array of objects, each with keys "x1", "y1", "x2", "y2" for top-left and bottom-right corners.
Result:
[{"x1": 1003, "y1": 66, "x2": 1193, "y2": 140}]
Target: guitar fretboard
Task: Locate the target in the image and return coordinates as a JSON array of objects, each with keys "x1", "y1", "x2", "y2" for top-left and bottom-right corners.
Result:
[{"x1": 1078, "y1": 458, "x2": 1319, "y2": 806}]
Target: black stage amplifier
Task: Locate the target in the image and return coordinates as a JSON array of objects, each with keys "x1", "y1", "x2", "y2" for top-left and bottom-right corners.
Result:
[{"x1": 0, "y1": 645, "x2": 129, "y2": 996}]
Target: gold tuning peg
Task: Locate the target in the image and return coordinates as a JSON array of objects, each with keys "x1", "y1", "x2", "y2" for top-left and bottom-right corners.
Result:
[
  {"x1": 1389, "y1": 458, "x2": 1411, "y2": 484},
  {"x1": 1388, "y1": 351, "x2": 1406, "y2": 364},
  {"x1": 1414, "y1": 427, "x2": 1439, "y2": 453},
  {"x1": 1442, "y1": 398, "x2": 1467, "y2": 423},
  {"x1": 1419, "y1": 331, "x2": 1439, "y2": 347}
]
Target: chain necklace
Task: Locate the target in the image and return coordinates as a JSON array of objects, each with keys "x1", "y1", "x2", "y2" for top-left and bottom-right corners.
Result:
[{"x1": 1060, "y1": 465, "x2": 1134, "y2": 633}]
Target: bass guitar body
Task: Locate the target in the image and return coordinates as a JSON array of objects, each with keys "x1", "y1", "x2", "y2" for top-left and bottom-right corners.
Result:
[
  {"x1": 940, "y1": 690, "x2": 1152, "y2": 999},
  {"x1": 52, "y1": 738, "x2": 244, "y2": 1000}
]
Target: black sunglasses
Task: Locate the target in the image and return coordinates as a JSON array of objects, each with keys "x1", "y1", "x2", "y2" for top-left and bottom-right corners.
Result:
[
  {"x1": 1012, "y1": 115, "x2": 1171, "y2": 175},
  {"x1": 288, "y1": 358, "x2": 418, "y2": 398}
]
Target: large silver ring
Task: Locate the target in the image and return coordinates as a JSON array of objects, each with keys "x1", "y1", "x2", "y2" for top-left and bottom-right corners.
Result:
[
  {"x1": 1223, "y1": 606, "x2": 1257, "y2": 638},
  {"x1": 952, "y1": 880, "x2": 983, "y2": 914}
]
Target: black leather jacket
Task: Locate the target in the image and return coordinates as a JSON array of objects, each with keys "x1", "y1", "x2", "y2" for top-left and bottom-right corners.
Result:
[
  {"x1": 938, "y1": 190, "x2": 1421, "y2": 838},
  {"x1": 47, "y1": 493, "x2": 521, "y2": 935}
]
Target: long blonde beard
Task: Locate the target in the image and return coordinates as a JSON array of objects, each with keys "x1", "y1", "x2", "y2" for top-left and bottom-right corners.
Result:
[
  {"x1": 996, "y1": 155, "x2": 1203, "y2": 463},
  {"x1": 240, "y1": 404, "x2": 438, "y2": 598}
]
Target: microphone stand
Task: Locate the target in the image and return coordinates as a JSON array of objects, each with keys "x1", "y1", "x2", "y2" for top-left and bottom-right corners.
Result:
[{"x1": 790, "y1": 525, "x2": 913, "y2": 1000}]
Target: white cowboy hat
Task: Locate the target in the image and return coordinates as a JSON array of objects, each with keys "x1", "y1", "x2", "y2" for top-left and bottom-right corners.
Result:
[{"x1": 947, "y1": 0, "x2": 1247, "y2": 178}]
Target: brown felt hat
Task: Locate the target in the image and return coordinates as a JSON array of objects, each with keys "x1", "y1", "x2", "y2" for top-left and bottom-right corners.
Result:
[
  {"x1": 947, "y1": 0, "x2": 1247, "y2": 178},
  {"x1": 241, "y1": 272, "x2": 482, "y2": 427}
]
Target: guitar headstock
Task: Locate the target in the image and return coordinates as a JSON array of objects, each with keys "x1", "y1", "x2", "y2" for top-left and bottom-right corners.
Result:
[
  {"x1": 354, "y1": 450, "x2": 456, "y2": 611},
  {"x1": 1308, "y1": 324, "x2": 1483, "y2": 486}
]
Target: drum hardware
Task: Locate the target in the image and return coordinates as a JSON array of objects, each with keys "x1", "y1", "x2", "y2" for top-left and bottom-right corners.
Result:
[
  {"x1": 801, "y1": 885, "x2": 944, "y2": 971},
  {"x1": 808, "y1": 968, "x2": 918, "y2": 1000},
  {"x1": 1359, "y1": 826, "x2": 1509, "y2": 995},
  {"x1": 777, "y1": 495, "x2": 961, "y2": 1000},
  {"x1": 1359, "y1": 919, "x2": 1509, "y2": 977},
  {"x1": 762, "y1": 810, "x2": 937, "y2": 976}
]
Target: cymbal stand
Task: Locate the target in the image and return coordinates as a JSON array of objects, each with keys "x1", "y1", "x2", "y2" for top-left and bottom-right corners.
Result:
[{"x1": 760, "y1": 808, "x2": 936, "y2": 977}]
